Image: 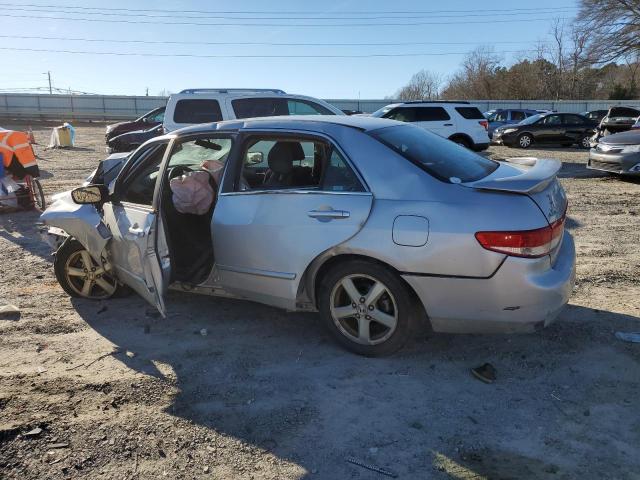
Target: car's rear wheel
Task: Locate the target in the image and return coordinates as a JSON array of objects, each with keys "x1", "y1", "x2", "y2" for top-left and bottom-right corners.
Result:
[
  {"x1": 318, "y1": 260, "x2": 416, "y2": 356},
  {"x1": 450, "y1": 136, "x2": 471, "y2": 149},
  {"x1": 518, "y1": 133, "x2": 533, "y2": 149},
  {"x1": 54, "y1": 239, "x2": 120, "y2": 300}
]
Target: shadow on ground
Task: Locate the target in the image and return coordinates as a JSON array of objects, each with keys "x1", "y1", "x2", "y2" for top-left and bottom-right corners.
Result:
[{"x1": 69, "y1": 292, "x2": 640, "y2": 479}]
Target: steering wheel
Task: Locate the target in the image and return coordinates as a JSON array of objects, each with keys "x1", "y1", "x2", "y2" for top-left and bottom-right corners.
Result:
[{"x1": 168, "y1": 164, "x2": 193, "y2": 180}]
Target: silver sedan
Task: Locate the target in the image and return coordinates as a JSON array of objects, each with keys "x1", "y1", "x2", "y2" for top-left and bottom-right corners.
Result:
[{"x1": 41, "y1": 115, "x2": 576, "y2": 356}]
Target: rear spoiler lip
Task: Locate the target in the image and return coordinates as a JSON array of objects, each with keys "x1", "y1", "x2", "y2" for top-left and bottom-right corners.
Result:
[{"x1": 462, "y1": 157, "x2": 562, "y2": 194}]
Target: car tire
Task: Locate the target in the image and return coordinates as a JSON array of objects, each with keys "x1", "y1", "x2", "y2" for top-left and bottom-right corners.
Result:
[
  {"x1": 54, "y1": 238, "x2": 121, "y2": 300},
  {"x1": 450, "y1": 136, "x2": 471, "y2": 149},
  {"x1": 318, "y1": 260, "x2": 417, "y2": 356},
  {"x1": 517, "y1": 133, "x2": 533, "y2": 149},
  {"x1": 579, "y1": 135, "x2": 591, "y2": 149}
]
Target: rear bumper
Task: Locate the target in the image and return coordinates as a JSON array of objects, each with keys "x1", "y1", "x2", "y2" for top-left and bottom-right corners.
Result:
[
  {"x1": 587, "y1": 150, "x2": 640, "y2": 175},
  {"x1": 403, "y1": 232, "x2": 576, "y2": 334}
]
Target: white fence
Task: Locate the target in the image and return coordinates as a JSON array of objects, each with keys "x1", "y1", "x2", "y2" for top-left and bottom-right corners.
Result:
[{"x1": 1, "y1": 93, "x2": 640, "y2": 121}]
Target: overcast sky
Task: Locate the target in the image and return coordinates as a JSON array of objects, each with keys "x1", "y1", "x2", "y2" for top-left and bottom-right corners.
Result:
[{"x1": 1, "y1": 0, "x2": 578, "y2": 98}]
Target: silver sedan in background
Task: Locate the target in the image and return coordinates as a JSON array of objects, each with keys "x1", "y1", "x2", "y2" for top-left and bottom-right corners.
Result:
[{"x1": 41, "y1": 116, "x2": 576, "y2": 356}]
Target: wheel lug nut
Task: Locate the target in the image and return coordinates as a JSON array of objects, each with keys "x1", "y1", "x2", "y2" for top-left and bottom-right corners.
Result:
[
  {"x1": 355, "y1": 314, "x2": 360, "y2": 319},
  {"x1": 365, "y1": 315, "x2": 371, "y2": 320},
  {"x1": 359, "y1": 297, "x2": 365, "y2": 303},
  {"x1": 352, "y1": 303, "x2": 357, "y2": 308},
  {"x1": 368, "y1": 305, "x2": 374, "y2": 311}
]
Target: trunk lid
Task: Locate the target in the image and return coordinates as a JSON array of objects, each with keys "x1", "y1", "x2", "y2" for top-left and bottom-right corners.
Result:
[{"x1": 462, "y1": 157, "x2": 567, "y2": 224}]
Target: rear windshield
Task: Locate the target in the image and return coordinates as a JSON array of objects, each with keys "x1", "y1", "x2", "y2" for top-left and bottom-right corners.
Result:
[
  {"x1": 369, "y1": 125, "x2": 498, "y2": 183},
  {"x1": 455, "y1": 107, "x2": 484, "y2": 119},
  {"x1": 173, "y1": 99, "x2": 223, "y2": 124},
  {"x1": 232, "y1": 97, "x2": 333, "y2": 119},
  {"x1": 609, "y1": 107, "x2": 640, "y2": 118}
]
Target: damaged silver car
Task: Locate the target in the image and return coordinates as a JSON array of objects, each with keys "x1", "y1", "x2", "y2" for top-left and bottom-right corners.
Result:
[{"x1": 41, "y1": 116, "x2": 576, "y2": 356}]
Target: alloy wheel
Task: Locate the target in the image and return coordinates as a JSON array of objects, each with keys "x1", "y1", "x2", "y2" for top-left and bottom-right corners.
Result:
[
  {"x1": 329, "y1": 274, "x2": 398, "y2": 345},
  {"x1": 64, "y1": 249, "x2": 117, "y2": 299},
  {"x1": 581, "y1": 136, "x2": 591, "y2": 148},
  {"x1": 519, "y1": 135, "x2": 532, "y2": 148}
]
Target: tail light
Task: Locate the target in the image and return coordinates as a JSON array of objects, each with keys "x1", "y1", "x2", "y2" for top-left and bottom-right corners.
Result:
[
  {"x1": 475, "y1": 215, "x2": 565, "y2": 258},
  {"x1": 479, "y1": 120, "x2": 488, "y2": 130}
]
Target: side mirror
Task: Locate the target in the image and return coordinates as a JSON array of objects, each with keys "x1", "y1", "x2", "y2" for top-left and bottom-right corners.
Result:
[
  {"x1": 246, "y1": 151, "x2": 264, "y2": 165},
  {"x1": 71, "y1": 185, "x2": 109, "y2": 204}
]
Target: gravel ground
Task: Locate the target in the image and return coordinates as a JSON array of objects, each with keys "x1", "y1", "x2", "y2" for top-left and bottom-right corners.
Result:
[{"x1": 1, "y1": 122, "x2": 639, "y2": 480}]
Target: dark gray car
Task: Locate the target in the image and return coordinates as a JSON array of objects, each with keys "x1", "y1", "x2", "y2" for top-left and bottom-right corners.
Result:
[{"x1": 588, "y1": 129, "x2": 640, "y2": 175}]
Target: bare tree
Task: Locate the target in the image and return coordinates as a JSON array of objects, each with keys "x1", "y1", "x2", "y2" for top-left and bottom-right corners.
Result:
[
  {"x1": 395, "y1": 70, "x2": 443, "y2": 100},
  {"x1": 577, "y1": 0, "x2": 640, "y2": 63}
]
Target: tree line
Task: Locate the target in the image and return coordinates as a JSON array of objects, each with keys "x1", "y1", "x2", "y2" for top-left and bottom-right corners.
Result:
[{"x1": 392, "y1": 0, "x2": 640, "y2": 101}]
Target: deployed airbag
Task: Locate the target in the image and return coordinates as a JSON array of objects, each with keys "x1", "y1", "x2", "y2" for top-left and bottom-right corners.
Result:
[{"x1": 169, "y1": 170, "x2": 214, "y2": 215}]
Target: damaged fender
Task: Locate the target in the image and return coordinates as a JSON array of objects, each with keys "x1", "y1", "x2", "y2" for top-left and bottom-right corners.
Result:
[{"x1": 40, "y1": 190, "x2": 112, "y2": 261}]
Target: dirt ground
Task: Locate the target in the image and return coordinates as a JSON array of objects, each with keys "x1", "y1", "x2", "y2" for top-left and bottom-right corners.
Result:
[{"x1": 1, "y1": 122, "x2": 639, "y2": 480}]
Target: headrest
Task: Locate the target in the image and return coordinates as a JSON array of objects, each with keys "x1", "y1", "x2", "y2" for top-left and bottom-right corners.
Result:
[{"x1": 268, "y1": 142, "x2": 305, "y2": 174}]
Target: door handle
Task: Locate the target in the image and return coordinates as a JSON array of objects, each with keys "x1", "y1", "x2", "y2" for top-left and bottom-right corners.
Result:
[
  {"x1": 444, "y1": 123, "x2": 453, "y2": 126},
  {"x1": 308, "y1": 209, "x2": 350, "y2": 219}
]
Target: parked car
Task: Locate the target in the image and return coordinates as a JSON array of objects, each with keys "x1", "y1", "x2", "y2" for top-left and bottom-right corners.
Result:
[
  {"x1": 105, "y1": 106, "x2": 165, "y2": 142},
  {"x1": 492, "y1": 112, "x2": 597, "y2": 149},
  {"x1": 107, "y1": 124, "x2": 163, "y2": 153},
  {"x1": 370, "y1": 101, "x2": 489, "y2": 151},
  {"x1": 40, "y1": 115, "x2": 575, "y2": 356},
  {"x1": 163, "y1": 88, "x2": 343, "y2": 132},
  {"x1": 591, "y1": 106, "x2": 640, "y2": 145},
  {"x1": 485, "y1": 109, "x2": 539, "y2": 138},
  {"x1": 581, "y1": 110, "x2": 608, "y2": 123},
  {"x1": 588, "y1": 129, "x2": 640, "y2": 176}
]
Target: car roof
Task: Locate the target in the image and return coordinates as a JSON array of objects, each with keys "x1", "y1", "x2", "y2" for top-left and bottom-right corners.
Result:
[{"x1": 170, "y1": 115, "x2": 404, "y2": 136}]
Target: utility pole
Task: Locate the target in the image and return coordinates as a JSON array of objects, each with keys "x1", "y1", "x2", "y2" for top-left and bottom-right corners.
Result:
[
  {"x1": 145, "y1": 87, "x2": 149, "y2": 96},
  {"x1": 43, "y1": 71, "x2": 52, "y2": 94}
]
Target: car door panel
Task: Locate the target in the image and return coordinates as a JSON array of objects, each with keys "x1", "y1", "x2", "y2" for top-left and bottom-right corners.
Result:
[
  {"x1": 212, "y1": 192, "x2": 373, "y2": 309},
  {"x1": 103, "y1": 203, "x2": 167, "y2": 315}
]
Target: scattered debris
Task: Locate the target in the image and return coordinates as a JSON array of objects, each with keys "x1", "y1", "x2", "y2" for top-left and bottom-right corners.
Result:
[
  {"x1": 615, "y1": 331, "x2": 640, "y2": 343},
  {"x1": 36, "y1": 366, "x2": 47, "y2": 374},
  {"x1": 49, "y1": 442, "x2": 69, "y2": 449},
  {"x1": 24, "y1": 427, "x2": 43, "y2": 437},
  {"x1": 0, "y1": 304, "x2": 20, "y2": 320},
  {"x1": 200, "y1": 328, "x2": 208, "y2": 336},
  {"x1": 203, "y1": 466, "x2": 210, "y2": 473},
  {"x1": 125, "y1": 350, "x2": 136, "y2": 358},
  {"x1": 471, "y1": 363, "x2": 496, "y2": 384},
  {"x1": 66, "y1": 348, "x2": 122, "y2": 371},
  {"x1": 346, "y1": 457, "x2": 398, "y2": 478}
]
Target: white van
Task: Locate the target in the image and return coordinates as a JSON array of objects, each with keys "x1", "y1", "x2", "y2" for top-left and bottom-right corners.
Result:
[{"x1": 163, "y1": 88, "x2": 344, "y2": 132}]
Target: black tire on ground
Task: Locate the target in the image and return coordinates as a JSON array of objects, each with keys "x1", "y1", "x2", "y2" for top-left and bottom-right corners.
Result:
[
  {"x1": 517, "y1": 133, "x2": 533, "y2": 149},
  {"x1": 54, "y1": 239, "x2": 122, "y2": 300},
  {"x1": 32, "y1": 178, "x2": 45, "y2": 211},
  {"x1": 318, "y1": 259, "x2": 417, "y2": 357},
  {"x1": 450, "y1": 136, "x2": 472, "y2": 149}
]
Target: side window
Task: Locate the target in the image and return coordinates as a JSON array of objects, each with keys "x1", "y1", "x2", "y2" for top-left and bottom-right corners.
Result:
[
  {"x1": 511, "y1": 111, "x2": 526, "y2": 122},
  {"x1": 384, "y1": 107, "x2": 416, "y2": 122},
  {"x1": 414, "y1": 107, "x2": 450, "y2": 122},
  {"x1": 543, "y1": 115, "x2": 562, "y2": 125},
  {"x1": 238, "y1": 137, "x2": 364, "y2": 193},
  {"x1": 119, "y1": 144, "x2": 168, "y2": 206},
  {"x1": 232, "y1": 98, "x2": 288, "y2": 119},
  {"x1": 564, "y1": 115, "x2": 583, "y2": 125},
  {"x1": 287, "y1": 99, "x2": 333, "y2": 115},
  {"x1": 147, "y1": 109, "x2": 165, "y2": 123},
  {"x1": 173, "y1": 99, "x2": 223, "y2": 124},
  {"x1": 455, "y1": 107, "x2": 484, "y2": 120},
  {"x1": 494, "y1": 111, "x2": 508, "y2": 122}
]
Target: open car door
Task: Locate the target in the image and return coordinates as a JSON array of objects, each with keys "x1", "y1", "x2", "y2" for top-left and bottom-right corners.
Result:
[{"x1": 101, "y1": 142, "x2": 170, "y2": 316}]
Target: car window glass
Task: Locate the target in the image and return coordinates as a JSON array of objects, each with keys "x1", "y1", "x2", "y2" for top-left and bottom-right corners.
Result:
[
  {"x1": 414, "y1": 107, "x2": 450, "y2": 121},
  {"x1": 383, "y1": 107, "x2": 416, "y2": 122},
  {"x1": 147, "y1": 110, "x2": 165, "y2": 123},
  {"x1": 369, "y1": 125, "x2": 498, "y2": 183},
  {"x1": 119, "y1": 144, "x2": 167, "y2": 205},
  {"x1": 168, "y1": 138, "x2": 233, "y2": 171},
  {"x1": 511, "y1": 111, "x2": 526, "y2": 121},
  {"x1": 239, "y1": 137, "x2": 363, "y2": 192},
  {"x1": 564, "y1": 115, "x2": 583, "y2": 125},
  {"x1": 173, "y1": 99, "x2": 223, "y2": 124},
  {"x1": 287, "y1": 99, "x2": 333, "y2": 115},
  {"x1": 543, "y1": 115, "x2": 562, "y2": 125},
  {"x1": 232, "y1": 98, "x2": 334, "y2": 119},
  {"x1": 493, "y1": 111, "x2": 508, "y2": 122},
  {"x1": 455, "y1": 107, "x2": 484, "y2": 119}
]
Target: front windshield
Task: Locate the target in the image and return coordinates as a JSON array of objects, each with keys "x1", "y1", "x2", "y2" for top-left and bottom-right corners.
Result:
[
  {"x1": 517, "y1": 113, "x2": 543, "y2": 125},
  {"x1": 371, "y1": 106, "x2": 397, "y2": 118},
  {"x1": 368, "y1": 124, "x2": 498, "y2": 183}
]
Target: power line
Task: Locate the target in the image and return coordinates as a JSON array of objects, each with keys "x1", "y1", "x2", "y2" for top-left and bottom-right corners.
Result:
[
  {"x1": 2, "y1": 5, "x2": 576, "y2": 20},
  {"x1": 1, "y1": 13, "x2": 570, "y2": 27},
  {"x1": 0, "y1": 34, "x2": 552, "y2": 48},
  {"x1": 0, "y1": 46, "x2": 542, "y2": 59},
  {"x1": 0, "y1": 2, "x2": 577, "y2": 15}
]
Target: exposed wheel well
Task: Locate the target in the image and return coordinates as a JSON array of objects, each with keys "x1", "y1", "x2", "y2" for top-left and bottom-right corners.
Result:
[{"x1": 305, "y1": 253, "x2": 430, "y2": 332}]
